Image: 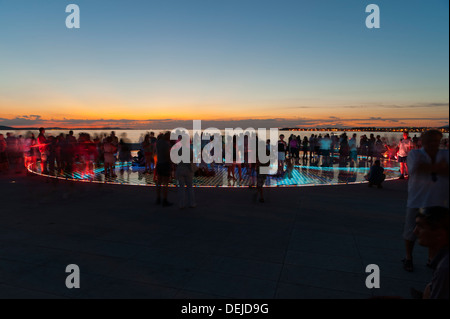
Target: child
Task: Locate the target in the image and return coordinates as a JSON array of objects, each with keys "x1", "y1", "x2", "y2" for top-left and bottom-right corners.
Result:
[{"x1": 284, "y1": 156, "x2": 294, "y2": 179}]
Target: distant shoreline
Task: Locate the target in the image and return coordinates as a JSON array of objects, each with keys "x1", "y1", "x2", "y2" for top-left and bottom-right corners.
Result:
[{"x1": 1, "y1": 126, "x2": 448, "y2": 133}]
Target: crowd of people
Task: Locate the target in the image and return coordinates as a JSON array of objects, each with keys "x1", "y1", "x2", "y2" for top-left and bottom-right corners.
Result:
[
  {"x1": 0, "y1": 129, "x2": 133, "y2": 178},
  {"x1": 0, "y1": 128, "x2": 448, "y2": 206},
  {"x1": 1, "y1": 129, "x2": 446, "y2": 175},
  {"x1": 0, "y1": 127, "x2": 448, "y2": 298}
]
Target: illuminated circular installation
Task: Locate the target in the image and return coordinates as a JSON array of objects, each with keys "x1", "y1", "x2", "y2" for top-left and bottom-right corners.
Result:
[{"x1": 29, "y1": 157, "x2": 401, "y2": 188}]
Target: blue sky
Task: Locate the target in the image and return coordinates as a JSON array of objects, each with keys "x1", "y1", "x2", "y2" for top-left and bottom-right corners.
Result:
[{"x1": 0, "y1": 0, "x2": 448, "y2": 129}]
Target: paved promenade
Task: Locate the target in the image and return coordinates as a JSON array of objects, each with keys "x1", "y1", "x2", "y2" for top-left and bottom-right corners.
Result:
[{"x1": 0, "y1": 172, "x2": 430, "y2": 299}]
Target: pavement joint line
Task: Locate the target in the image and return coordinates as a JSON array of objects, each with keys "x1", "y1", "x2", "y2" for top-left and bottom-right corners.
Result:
[
  {"x1": 0, "y1": 283, "x2": 70, "y2": 299},
  {"x1": 273, "y1": 197, "x2": 302, "y2": 298}
]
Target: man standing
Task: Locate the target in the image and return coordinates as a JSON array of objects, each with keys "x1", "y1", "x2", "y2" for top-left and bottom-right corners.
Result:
[
  {"x1": 155, "y1": 132, "x2": 173, "y2": 207},
  {"x1": 277, "y1": 134, "x2": 287, "y2": 175},
  {"x1": 37, "y1": 127, "x2": 49, "y2": 174},
  {"x1": 397, "y1": 131, "x2": 413, "y2": 179},
  {"x1": 402, "y1": 129, "x2": 449, "y2": 272},
  {"x1": 349, "y1": 133, "x2": 358, "y2": 166}
]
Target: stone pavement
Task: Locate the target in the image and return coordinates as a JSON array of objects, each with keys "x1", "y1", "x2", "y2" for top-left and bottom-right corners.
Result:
[{"x1": 0, "y1": 171, "x2": 431, "y2": 299}]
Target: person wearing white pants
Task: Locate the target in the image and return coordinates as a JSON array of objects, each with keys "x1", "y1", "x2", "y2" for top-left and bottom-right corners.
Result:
[{"x1": 176, "y1": 162, "x2": 196, "y2": 209}]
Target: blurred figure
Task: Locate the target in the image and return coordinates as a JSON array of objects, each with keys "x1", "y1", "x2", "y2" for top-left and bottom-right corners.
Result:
[
  {"x1": 365, "y1": 159, "x2": 386, "y2": 188},
  {"x1": 155, "y1": 132, "x2": 173, "y2": 207},
  {"x1": 0, "y1": 134, "x2": 8, "y2": 173},
  {"x1": 360, "y1": 134, "x2": 368, "y2": 157},
  {"x1": 339, "y1": 133, "x2": 349, "y2": 165},
  {"x1": 142, "y1": 133, "x2": 154, "y2": 173},
  {"x1": 37, "y1": 128, "x2": 49, "y2": 174},
  {"x1": 118, "y1": 138, "x2": 132, "y2": 171},
  {"x1": 320, "y1": 134, "x2": 332, "y2": 167},
  {"x1": 309, "y1": 134, "x2": 315, "y2": 160},
  {"x1": 412, "y1": 134, "x2": 419, "y2": 149},
  {"x1": 23, "y1": 132, "x2": 37, "y2": 172},
  {"x1": 284, "y1": 156, "x2": 294, "y2": 179},
  {"x1": 65, "y1": 130, "x2": 77, "y2": 173},
  {"x1": 277, "y1": 134, "x2": 287, "y2": 175},
  {"x1": 5, "y1": 132, "x2": 19, "y2": 173},
  {"x1": 302, "y1": 136, "x2": 309, "y2": 161},
  {"x1": 402, "y1": 129, "x2": 449, "y2": 272},
  {"x1": 374, "y1": 135, "x2": 385, "y2": 161},
  {"x1": 349, "y1": 133, "x2": 358, "y2": 166},
  {"x1": 412, "y1": 207, "x2": 449, "y2": 299},
  {"x1": 255, "y1": 138, "x2": 270, "y2": 203},
  {"x1": 289, "y1": 135, "x2": 299, "y2": 163},
  {"x1": 110, "y1": 131, "x2": 119, "y2": 172},
  {"x1": 176, "y1": 147, "x2": 196, "y2": 209},
  {"x1": 397, "y1": 131, "x2": 413, "y2": 179},
  {"x1": 55, "y1": 133, "x2": 66, "y2": 173},
  {"x1": 103, "y1": 136, "x2": 117, "y2": 177},
  {"x1": 47, "y1": 135, "x2": 56, "y2": 174},
  {"x1": 367, "y1": 133, "x2": 376, "y2": 162}
]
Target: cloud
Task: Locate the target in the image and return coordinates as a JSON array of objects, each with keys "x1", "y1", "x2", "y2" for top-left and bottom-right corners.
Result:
[
  {"x1": 369, "y1": 117, "x2": 399, "y2": 122},
  {"x1": 283, "y1": 106, "x2": 317, "y2": 109},
  {"x1": 343, "y1": 102, "x2": 449, "y2": 109},
  {"x1": 0, "y1": 115, "x2": 44, "y2": 126}
]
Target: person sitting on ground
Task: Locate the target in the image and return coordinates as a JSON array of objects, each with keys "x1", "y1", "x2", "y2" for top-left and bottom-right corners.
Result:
[
  {"x1": 365, "y1": 159, "x2": 386, "y2": 188},
  {"x1": 284, "y1": 156, "x2": 294, "y2": 179}
]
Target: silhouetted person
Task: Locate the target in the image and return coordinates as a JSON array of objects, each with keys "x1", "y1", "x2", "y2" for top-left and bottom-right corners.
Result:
[
  {"x1": 103, "y1": 136, "x2": 117, "y2": 177},
  {"x1": 176, "y1": 147, "x2": 196, "y2": 209},
  {"x1": 118, "y1": 138, "x2": 132, "y2": 169},
  {"x1": 155, "y1": 132, "x2": 173, "y2": 207},
  {"x1": 37, "y1": 127, "x2": 49, "y2": 174},
  {"x1": 302, "y1": 136, "x2": 309, "y2": 161},
  {"x1": 397, "y1": 131, "x2": 413, "y2": 179},
  {"x1": 339, "y1": 133, "x2": 349, "y2": 165},
  {"x1": 374, "y1": 135, "x2": 384, "y2": 161},
  {"x1": 349, "y1": 133, "x2": 358, "y2": 166},
  {"x1": 142, "y1": 134, "x2": 154, "y2": 173},
  {"x1": 412, "y1": 207, "x2": 449, "y2": 299},
  {"x1": 0, "y1": 134, "x2": 8, "y2": 173},
  {"x1": 277, "y1": 134, "x2": 287, "y2": 175},
  {"x1": 365, "y1": 160, "x2": 385, "y2": 188},
  {"x1": 402, "y1": 129, "x2": 449, "y2": 272}
]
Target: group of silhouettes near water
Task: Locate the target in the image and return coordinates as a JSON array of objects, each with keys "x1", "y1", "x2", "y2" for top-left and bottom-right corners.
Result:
[
  {"x1": 0, "y1": 129, "x2": 447, "y2": 176},
  {"x1": 2, "y1": 127, "x2": 448, "y2": 299},
  {"x1": 0, "y1": 128, "x2": 448, "y2": 205}
]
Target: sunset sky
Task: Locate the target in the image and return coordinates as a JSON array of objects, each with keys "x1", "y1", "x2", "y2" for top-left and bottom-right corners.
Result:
[{"x1": 0, "y1": 0, "x2": 448, "y2": 129}]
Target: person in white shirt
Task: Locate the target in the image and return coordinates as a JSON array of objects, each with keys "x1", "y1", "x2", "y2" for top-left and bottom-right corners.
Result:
[
  {"x1": 397, "y1": 131, "x2": 413, "y2": 179},
  {"x1": 402, "y1": 129, "x2": 449, "y2": 272}
]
